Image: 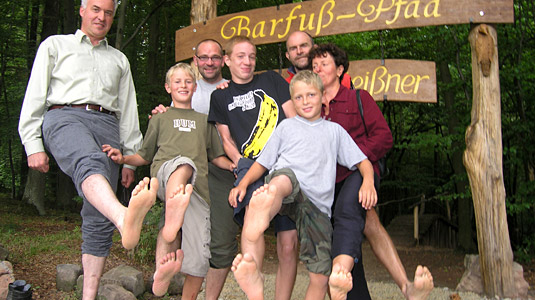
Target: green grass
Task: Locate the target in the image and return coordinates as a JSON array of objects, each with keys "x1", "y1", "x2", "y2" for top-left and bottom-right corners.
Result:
[{"x1": 0, "y1": 194, "x2": 83, "y2": 261}]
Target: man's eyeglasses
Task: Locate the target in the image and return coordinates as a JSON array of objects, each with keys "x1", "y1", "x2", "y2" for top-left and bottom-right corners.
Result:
[{"x1": 196, "y1": 55, "x2": 223, "y2": 63}]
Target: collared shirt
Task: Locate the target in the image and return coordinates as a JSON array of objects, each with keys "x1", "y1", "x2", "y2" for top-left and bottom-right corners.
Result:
[
  {"x1": 322, "y1": 84, "x2": 393, "y2": 181},
  {"x1": 19, "y1": 30, "x2": 142, "y2": 162}
]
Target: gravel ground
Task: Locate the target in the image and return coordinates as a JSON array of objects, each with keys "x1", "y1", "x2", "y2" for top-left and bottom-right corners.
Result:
[{"x1": 199, "y1": 264, "x2": 484, "y2": 300}]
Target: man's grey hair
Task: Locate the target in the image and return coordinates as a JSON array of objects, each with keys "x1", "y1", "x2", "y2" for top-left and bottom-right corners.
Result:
[{"x1": 81, "y1": 0, "x2": 119, "y2": 12}]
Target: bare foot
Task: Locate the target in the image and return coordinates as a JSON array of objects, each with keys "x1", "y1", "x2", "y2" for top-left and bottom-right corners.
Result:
[
  {"x1": 404, "y1": 265, "x2": 434, "y2": 300},
  {"x1": 161, "y1": 184, "x2": 193, "y2": 243},
  {"x1": 152, "y1": 249, "x2": 184, "y2": 296},
  {"x1": 242, "y1": 184, "x2": 277, "y2": 243},
  {"x1": 232, "y1": 253, "x2": 264, "y2": 300},
  {"x1": 122, "y1": 177, "x2": 158, "y2": 249},
  {"x1": 329, "y1": 263, "x2": 353, "y2": 300}
]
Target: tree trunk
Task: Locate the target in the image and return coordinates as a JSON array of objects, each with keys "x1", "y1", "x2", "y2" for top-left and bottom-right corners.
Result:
[
  {"x1": 190, "y1": 0, "x2": 216, "y2": 24},
  {"x1": 56, "y1": 170, "x2": 77, "y2": 211},
  {"x1": 62, "y1": 0, "x2": 76, "y2": 34},
  {"x1": 439, "y1": 61, "x2": 474, "y2": 251},
  {"x1": 22, "y1": 169, "x2": 47, "y2": 215},
  {"x1": 147, "y1": 2, "x2": 161, "y2": 85},
  {"x1": 21, "y1": 0, "x2": 59, "y2": 212},
  {"x1": 464, "y1": 24, "x2": 515, "y2": 298},
  {"x1": 41, "y1": 0, "x2": 59, "y2": 39},
  {"x1": 115, "y1": 0, "x2": 128, "y2": 49}
]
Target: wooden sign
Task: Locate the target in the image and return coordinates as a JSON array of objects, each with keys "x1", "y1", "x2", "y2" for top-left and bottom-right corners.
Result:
[
  {"x1": 278, "y1": 59, "x2": 436, "y2": 103},
  {"x1": 176, "y1": 0, "x2": 513, "y2": 61}
]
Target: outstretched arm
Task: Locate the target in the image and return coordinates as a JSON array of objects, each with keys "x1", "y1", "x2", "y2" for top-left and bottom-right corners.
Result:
[
  {"x1": 211, "y1": 155, "x2": 236, "y2": 172},
  {"x1": 355, "y1": 158, "x2": 377, "y2": 210},
  {"x1": 102, "y1": 144, "x2": 150, "y2": 167},
  {"x1": 228, "y1": 162, "x2": 267, "y2": 207}
]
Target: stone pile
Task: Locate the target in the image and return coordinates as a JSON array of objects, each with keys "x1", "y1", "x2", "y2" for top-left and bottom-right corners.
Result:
[
  {"x1": 56, "y1": 264, "x2": 185, "y2": 299},
  {"x1": 0, "y1": 244, "x2": 15, "y2": 300}
]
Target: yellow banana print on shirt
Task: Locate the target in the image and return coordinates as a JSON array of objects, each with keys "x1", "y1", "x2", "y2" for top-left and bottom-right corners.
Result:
[{"x1": 241, "y1": 89, "x2": 279, "y2": 158}]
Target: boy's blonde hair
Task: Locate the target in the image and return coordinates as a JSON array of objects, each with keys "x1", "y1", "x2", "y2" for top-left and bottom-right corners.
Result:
[
  {"x1": 289, "y1": 70, "x2": 324, "y2": 97},
  {"x1": 224, "y1": 35, "x2": 256, "y2": 56},
  {"x1": 165, "y1": 62, "x2": 197, "y2": 85}
]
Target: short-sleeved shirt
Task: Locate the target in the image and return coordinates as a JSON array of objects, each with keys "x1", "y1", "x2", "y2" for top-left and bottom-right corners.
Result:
[
  {"x1": 137, "y1": 107, "x2": 225, "y2": 202},
  {"x1": 208, "y1": 71, "x2": 290, "y2": 160},
  {"x1": 192, "y1": 78, "x2": 228, "y2": 115},
  {"x1": 256, "y1": 116, "x2": 367, "y2": 217}
]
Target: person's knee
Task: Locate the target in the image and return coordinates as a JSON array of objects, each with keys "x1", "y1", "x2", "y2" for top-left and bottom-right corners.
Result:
[
  {"x1": 364, "y1": 209, "x2": 384, "y2": 237},
  {"x1": 270, "y1": 174, "x2": 293, "y2": 197},
  {"x1": 277, "y1": 230, "x2": 298, "y2": 261},
  {"x1": 309, "y1": 272, "x2": 328, "y2": 288}
]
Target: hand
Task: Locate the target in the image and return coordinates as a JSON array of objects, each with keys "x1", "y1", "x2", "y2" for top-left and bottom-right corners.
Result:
[
  {"x1": 228, "y1": 184, "x2": 246, "y2": 208},
  {"x1": 27, "y1": 152, "x2": 49, "y2": 173},
  {"x1": 229, "y1": 162, "x2": 236, "y2": 173},
  {"x1": 216, "y1": 80, "x2": 230, "y2": 90},
  {"x1": 359, "y1": 181, "x2": 377, "y2": 210},
  {"x1": 102, "y1": 144, "x2": 124, "y2": 164},
  {"x1": 149, "y1": 104, "x2": 169, "y2": 119},
  {"x1": 121, "y1": 168, "x2": 135, "y2": 188}
]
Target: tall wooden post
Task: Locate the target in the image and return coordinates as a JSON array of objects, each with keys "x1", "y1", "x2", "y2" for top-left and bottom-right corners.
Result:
[
  {"x1": 190, "y1": 0, "x2": 216, "y2": 24},
  {"x1": 464, "y1": 24, "x2": 515, "y2": 298},
  {"x1": 189, "y1": 0, "x2": 216, "y2": 77}
]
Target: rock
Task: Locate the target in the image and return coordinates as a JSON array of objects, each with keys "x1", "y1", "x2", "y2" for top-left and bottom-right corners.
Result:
[
  {"x1": 76, "y1": 275, "x2": 83, "y2": 298},
  {"x1": 456, "y1": 255, "x2": 482, "y2": 294},
  {"x1": 0, "y1": 245, "x2": 8, "y2": 261},
  {"x1": 0, "y1": 261, "x2": 15, "y2": 300},
  {"x1": 102, "y1": 265, "x2": 144, "y2": 297},
  {"x1": 56, "y1": 264, "x2": 82, "y2": 292},
  {"x1": 97, "y1": 284, "x2": 136, "y2": 300},
  {"x1": 456, "y1": 254, "x2": 530, "y2": 298}
]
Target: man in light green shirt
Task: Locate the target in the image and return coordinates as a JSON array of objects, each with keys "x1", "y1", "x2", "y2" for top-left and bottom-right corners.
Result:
[{"x1": 18, "y1": 0, "x2": 157, "y2": 299}]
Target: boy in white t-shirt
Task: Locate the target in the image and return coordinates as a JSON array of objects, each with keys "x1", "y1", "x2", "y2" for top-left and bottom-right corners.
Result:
[{"x1": 228, "y1": 70, "x2": 376, "y2": 300}]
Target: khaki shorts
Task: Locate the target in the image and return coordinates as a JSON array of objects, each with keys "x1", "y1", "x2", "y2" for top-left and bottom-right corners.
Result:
[
  {"x1": 266, "y1": 168, "x2": 332, "y2": 276},
  {"x1": 157, "y1": 156, "x2": 210, "y2": 277},
  {"x1": 156, "y1": 156, "x2": 197, "y2": 202}
]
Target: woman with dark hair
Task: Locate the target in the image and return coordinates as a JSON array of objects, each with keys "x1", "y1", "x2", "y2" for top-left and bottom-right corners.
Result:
[{"x1": 309, "y1": 43, "x2": 434, "y2": 299}]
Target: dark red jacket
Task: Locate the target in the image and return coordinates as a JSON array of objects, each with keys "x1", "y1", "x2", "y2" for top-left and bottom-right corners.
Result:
[{"x1": 322, "y1": 85, "x2": 393, "y2": 181}]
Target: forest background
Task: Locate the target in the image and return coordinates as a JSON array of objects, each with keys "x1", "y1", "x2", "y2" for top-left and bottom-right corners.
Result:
[{"x1": 0, "y1": 0, "x2": 533, "y2": 263}]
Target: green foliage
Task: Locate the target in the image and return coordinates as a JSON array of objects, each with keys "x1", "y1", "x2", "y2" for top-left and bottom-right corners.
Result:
[
  {"x1": 132, "y1": 201, "x2": 163, "y2": 264},
  {"x1": 1, "y1": 0, "x2": 533, "y2": 254}
]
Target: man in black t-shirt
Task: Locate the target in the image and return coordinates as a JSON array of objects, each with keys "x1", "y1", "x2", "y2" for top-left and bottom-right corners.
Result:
[{"x1": 208, "y1": 35, "x2": 298, "y2": 300}]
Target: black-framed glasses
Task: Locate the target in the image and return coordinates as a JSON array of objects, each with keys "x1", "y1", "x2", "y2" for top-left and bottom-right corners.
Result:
[{"x1": 196, "y1": 55, "x2": 223, "y2": 62}]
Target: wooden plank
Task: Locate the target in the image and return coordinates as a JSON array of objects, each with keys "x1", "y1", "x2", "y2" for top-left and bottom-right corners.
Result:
[
  {"x1": 277, "y1": 59, "x2": 436, "y2": 103},
  {"x1": 175, "y1": 0, "x2": 514, "y2": 61}
]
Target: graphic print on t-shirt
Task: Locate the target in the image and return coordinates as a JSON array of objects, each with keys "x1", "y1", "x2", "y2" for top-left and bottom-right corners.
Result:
[
  {"x1": 228, "y1": 89, "x2": 279, "y2": 159},
  {"x1": 173, "y1": 118, "x2": 196, "y2": 132}
]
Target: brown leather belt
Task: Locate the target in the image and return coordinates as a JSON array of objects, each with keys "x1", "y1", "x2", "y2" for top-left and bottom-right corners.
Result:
[{"x1": 49, "y1": 104, "x2": 115, "y2": 116}]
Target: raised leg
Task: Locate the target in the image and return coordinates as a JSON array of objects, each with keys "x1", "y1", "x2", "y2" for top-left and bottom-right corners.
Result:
[
  {"x1": 122, "y1": 177, "x2": 159, "y2": 249},
  {"x1": 232, "y1": 253, "x2": 264, "y2": 300},
  {"x1": 152, "y1": 249, "x2": 184, "y2": 296},
  {"x1": 161, "y1": 184, "x2": 193, "y2": 243}
]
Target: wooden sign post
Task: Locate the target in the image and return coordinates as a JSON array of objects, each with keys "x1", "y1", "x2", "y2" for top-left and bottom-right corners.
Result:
[
  {"x1": 179, "y1": 0, "x2": 518, "y2": 297},
  {"x1": 176, "y1": 0, "x2": 513, "y2": 61},
  {"x1": 279, "y1": 59, "x2": 437, "y2": 103},
  {"x1": 464, "y1": 24, "x2": 516, "y2": 297}
]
